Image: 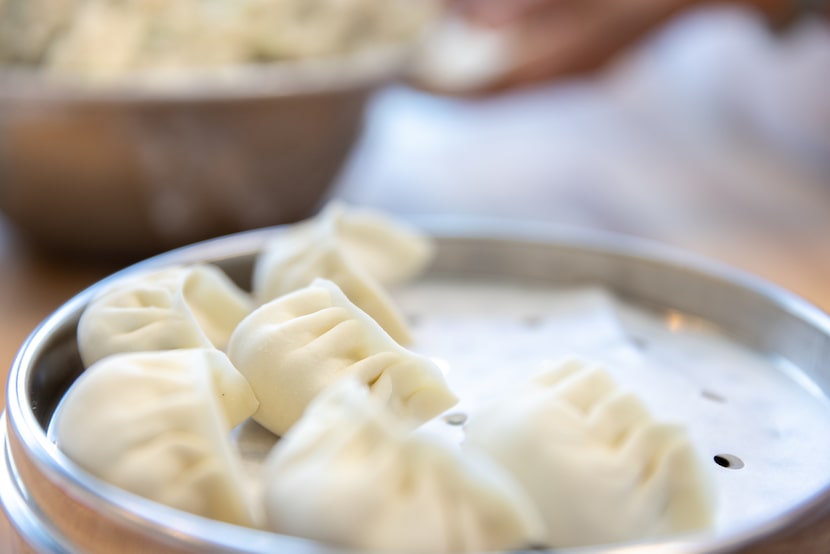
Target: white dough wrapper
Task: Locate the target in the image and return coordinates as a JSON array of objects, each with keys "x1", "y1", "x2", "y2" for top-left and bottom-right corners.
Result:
[
  {"x1": 262, "y1": 379, "x2": 546, "y2": 553},
  {"x1": 464, "y1": 358, "x2": 717, "y2": 549},
  {"x1": 253, "y1": 202, "x2": 434, "y2": 344},
  {"x1": 54, "y1": 348, "x2": 260, "y2": 527},
  {"x1": 227, "y1": 278, "x2": 458, "y2": 437},
  {"x1": 77, "y1": 263, "x2": 254, "y2": 368}
]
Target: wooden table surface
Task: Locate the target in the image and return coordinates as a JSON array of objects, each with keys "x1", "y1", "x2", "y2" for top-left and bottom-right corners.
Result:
[{"x1": 1, "y1": 7, "x2": 829, "y2": 552}]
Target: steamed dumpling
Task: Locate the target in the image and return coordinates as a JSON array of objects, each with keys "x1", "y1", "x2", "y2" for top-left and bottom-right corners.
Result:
[
  {"x1": 252, "y1": 202, "x2": 433, "y2": 344},
  {"x1": 55, "y1": 348, "x2": 259, "y2": 527},
  {"x1": 77, "y1": 264, "x2": 254, "y2": 367},
  {"x1": 227, "y1": 278, "x2": 457, "y2": 436},
  {"x1": 262, "y1": 379, "x2": 546, "y2": 553},
  {"x1": 464, "y1": 358, "x2": 716, "y2": 548}
]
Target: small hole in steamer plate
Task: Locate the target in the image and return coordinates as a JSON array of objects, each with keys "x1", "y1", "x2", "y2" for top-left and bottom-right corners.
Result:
[
  {"x1": 443, "y1": 413, "x2": 468, "y2": 426},
  {"x1": 714, "y1": 454, "x2": 744, "y2": 469},
  {"x1": 629, "y1": 336, "x2": 649, "y2": 350},
  {"x1": 701, "y1": 389, "x2": 727, "y2": 403},
  {"x1": 521, "y1": 314, "x2": 543, "y2": 328}
]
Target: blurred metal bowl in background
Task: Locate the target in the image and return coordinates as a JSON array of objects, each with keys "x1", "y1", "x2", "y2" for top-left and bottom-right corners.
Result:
[{"x1": 0, "y1": 50, "x2": 408, "y2": 261}]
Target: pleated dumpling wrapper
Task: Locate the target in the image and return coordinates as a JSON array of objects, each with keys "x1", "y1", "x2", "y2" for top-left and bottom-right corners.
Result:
[
  {"x1": 55, "y1": 348, "x2": 260, "y2": 527},
  {"x1": 464, "y1": 358, "x2": 716, "y2": 548},
  {"x1": 262, "y1": 378, "x2": 546, "y2": 553},
  {"x1": 252, "y1": 202, "x2": 433, "y2": 344},
  {"x1": 227, "y1": 278, "x2": 457, "y2": 437},
  {"x1": 77, "y1": 264, "x2": 254, "y2": 367}
]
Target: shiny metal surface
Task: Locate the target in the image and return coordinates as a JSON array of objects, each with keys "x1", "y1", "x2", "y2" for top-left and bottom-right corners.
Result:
[
  {"x1": 0, "y1": 416, "x2": 70, "y2": 553},
  {"x1": 0, "y1": 52, "x2": 406, "y2": 260},
  {"x1": 3, "y1": 220, "x2": 830, "y2": 553}
]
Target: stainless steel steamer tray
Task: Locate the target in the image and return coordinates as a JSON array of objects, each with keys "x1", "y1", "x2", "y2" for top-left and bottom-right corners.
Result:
[{"x1": 3, "y1": 219, "x2": 830, "y2": 553}]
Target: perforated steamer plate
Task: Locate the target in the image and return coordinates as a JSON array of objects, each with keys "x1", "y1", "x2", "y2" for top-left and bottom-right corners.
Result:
[{"x1": 3, "y1": 218, "x2": 830, "y2": 553}]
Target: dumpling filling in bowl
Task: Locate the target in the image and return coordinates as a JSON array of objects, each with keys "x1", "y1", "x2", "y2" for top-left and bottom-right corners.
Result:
[{"x1": 0, "y1": 0, "x2": 440, "y2": 81}]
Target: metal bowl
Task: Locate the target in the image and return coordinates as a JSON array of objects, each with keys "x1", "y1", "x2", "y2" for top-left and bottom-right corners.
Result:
[
  {"x1": 3, "y1": 219, "x2": 830, "y2": 553},
  {"x1": 0, "y1": 50, "x2": 407, "y2": 261}
]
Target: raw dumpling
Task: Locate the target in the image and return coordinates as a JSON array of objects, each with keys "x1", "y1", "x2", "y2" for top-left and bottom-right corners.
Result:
[
  {"x1": 262, "y1": 379, "x2": 546, "y2": 553},
  {"x1": 255, "y1": 201, "x2": 434, "y2": 289},
  {"x1": 77, "y1": 263, "x2": 254, "y2": 367},
  {"x1": 227, "y1": 278, "x2": 457, "y2": 437},
  {"x1": 316, "y1": 201, "x2": 434, "y2": 285},
  {"x1": 55, "y1": 348, "x2": 260, "y2": 527},
  {"x1": 252, "y1": 202, "x2": 433, "y2": 344},
  {"x1": 464, "y1": 358, "x2": 716, "y2": 548}
]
